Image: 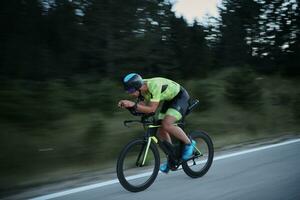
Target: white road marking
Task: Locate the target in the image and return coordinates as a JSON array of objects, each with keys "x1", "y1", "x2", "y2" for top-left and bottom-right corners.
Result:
[{"x1": 30, "y1": 138, "x2": 300, "y2": 200}]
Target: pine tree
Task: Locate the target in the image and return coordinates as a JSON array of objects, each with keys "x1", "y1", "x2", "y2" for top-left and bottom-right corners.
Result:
[
  {"x1": 216, "y1": 0, "x2": 261, "y2": 68},
  {"x1": 250, "y1": 0, "x2": 300, "y2": 75},
  {"x1": 224, "y1": 67, "x2": 262, "y2": 109}
]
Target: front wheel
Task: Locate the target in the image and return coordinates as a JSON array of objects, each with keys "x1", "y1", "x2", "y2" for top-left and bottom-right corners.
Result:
[
  {"x1": 182, "y1": 131, "x2": 214, "y2": 178},
  {"x1": 116, "y1": 138, "x2": 160, "y2": 192}
]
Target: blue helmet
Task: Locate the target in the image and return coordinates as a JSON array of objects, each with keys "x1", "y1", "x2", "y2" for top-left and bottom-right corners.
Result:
[{"x1": 123, "y1": 73, "x2": 143, "y2": 93}]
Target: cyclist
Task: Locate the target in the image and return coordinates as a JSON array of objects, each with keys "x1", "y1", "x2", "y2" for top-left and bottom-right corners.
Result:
[{"x1": 118, "y1": 73, "x2": 196, "y2": 173}]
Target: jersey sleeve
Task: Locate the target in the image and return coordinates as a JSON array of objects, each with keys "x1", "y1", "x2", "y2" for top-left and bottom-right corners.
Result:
[{"x1": 148, "y1": 81, "x2": 162, "y2": 102}]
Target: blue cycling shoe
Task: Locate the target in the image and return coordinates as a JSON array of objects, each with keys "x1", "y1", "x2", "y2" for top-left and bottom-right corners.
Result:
[
  {"x1": 182, "y1": 140, "x2": 196, "y2": 161},
  {"x1": 159, "y1": 162, "x2": 170, "y2": 174}
]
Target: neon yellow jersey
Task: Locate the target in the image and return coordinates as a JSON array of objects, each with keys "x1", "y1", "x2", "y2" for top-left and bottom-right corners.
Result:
[{"x1": 142, "y1": 77, "x2": 180, "y2": 102}]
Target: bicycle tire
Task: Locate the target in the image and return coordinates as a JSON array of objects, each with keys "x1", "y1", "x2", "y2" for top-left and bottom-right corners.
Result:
[
  {"x1": 182, "y1": 131, "x2": 214, "y2": 178},
  {"x1": 116, "y1": 138, "x2": 160, "y2": 192}
]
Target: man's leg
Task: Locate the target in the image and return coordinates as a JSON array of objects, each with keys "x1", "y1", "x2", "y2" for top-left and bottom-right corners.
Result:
[
  {"x1": 158, "y1": 128, "x2": 172, "y2": 144},
  {"x1": 162, "y1": 115, "x2": 195, "y2": 161},
  {"x1": 161, "y1": 115, "x2": 191, "y2": 145}
]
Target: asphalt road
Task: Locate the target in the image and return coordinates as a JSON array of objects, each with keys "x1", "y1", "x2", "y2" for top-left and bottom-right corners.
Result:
[{"x1": 30, "y1": 138, "x2": 300, "y2": 200}]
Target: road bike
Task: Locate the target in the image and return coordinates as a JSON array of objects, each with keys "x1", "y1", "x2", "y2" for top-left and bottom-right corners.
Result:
[{"x1": 116, "y1": 99, "x2": 214, "y2": 192}]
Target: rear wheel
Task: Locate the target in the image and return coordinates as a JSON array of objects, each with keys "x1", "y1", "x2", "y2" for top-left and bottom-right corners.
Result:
[
  {"x1": 182, "y1": 131, "x2": 214, "y2": 178},
  {"x1": 116, "y1": 139, "x2": 160, "y2": 192}
]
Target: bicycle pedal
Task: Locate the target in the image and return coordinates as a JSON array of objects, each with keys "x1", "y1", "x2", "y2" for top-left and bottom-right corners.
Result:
[
  {"x1": 168, "y1": 162, "x2": 178, "y2": 171},
  {"x1": 170, "y1": 166, "x2": 178, "y2": 171}
]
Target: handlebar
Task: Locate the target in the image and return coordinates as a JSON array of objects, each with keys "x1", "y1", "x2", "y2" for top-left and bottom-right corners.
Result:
[
  {"x1": 122, "y1": 96, "x2": 156, "y2": 127},
  {"x1": 124, "y1": 107, "x2": 156, "y2": 127}
]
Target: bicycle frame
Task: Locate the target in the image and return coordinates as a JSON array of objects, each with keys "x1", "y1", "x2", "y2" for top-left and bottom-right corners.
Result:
[
  {"x1": 123, "y1": 98, "x2": 202, "y2": 169},
  {"x1": 139, "y1": 122, "x2": 203, "y2": 168},
  {"x1": 141, "y1": 136, "x2": 158, "y2": 166}
]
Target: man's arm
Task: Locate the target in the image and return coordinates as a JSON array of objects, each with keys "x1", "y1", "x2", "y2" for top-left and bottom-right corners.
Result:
[
  {"x1": 118, "y1": 100, "x2": 159, "y2": 114},
  {"x1": 136, "y1": 101, "x2": 159, "y2": 114}
]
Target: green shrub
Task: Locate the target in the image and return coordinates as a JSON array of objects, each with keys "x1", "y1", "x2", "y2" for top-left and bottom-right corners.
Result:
[
  {"x1": 39, "y1": 80, "x2": 72, "y2": 120},
  {"x1": 271, "y1": 91, "x2": 293, "y2": 106},
  {"x1": 67, "y1": 79, "x2": 120, "y2": 116},
  {"x1": 293, "y1": 92, "x2": 300, "y2": 119},
  {"x1": 81, "y1": 119, "x2": 105, "y2": 160},
  {"x1": 224, "y1": 68, "x2": 263, "y2": 109},
  {"x1": 0, "y1": 80, "x2": 73, "y2": 127},
  {"x1": 184, "y1": 80, "x2": 214, "y2": 111}
]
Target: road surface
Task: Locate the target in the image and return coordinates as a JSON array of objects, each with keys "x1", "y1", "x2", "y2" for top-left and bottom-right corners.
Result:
[{"x1": 29, "y1": 138, "x2": 300, "y2": 200}]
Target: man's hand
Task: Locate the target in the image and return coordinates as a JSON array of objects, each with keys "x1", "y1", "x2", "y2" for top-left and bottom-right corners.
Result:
[{"x1": 118, "y1": 100, "x2": 135, "y2": 108}]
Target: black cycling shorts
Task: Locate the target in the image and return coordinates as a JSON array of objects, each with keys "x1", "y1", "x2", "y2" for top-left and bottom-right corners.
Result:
[{"x1": 159, "y1": 87, "x2": 190, "y2": 120}]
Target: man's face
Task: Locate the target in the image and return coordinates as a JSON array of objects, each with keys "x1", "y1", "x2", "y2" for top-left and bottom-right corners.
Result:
[{"x1": 129, "y1": 90, "x2": 139, "y2": 98}]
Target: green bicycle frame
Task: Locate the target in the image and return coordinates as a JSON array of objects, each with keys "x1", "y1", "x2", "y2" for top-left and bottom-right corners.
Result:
[
  {"x1": 141, "y1": 136, "x2": 158, "y2": 166},
  {"x1": 140, "y1": 124, "x2": 203, "y2": 166}
]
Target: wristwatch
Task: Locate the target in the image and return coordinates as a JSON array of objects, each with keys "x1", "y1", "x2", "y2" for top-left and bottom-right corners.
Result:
[{"x1": 133, "y1": 102, "x2": 138, "y2": 110}]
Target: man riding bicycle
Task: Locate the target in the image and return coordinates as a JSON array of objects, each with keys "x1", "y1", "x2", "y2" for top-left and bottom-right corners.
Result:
[{"x1": 118, "y1": 73, "x2": 196, "y2": 173}]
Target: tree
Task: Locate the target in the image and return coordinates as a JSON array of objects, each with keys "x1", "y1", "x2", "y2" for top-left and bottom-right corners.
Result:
[
  {"x1": 216, "y1": 0, "x2": 261, "y2": 68},
  {"x1": 224, "y1": 67, "x2": 262, "y2": 109},
  {"x1": 249, "y1": 0, "x2": 300, "y2": 75},
  {"x1": 169, "y1": 17, "x2": 212, "y2": 78},
  {"x1": 0, "y1": 0, "x2": 44, "y2": 80}
]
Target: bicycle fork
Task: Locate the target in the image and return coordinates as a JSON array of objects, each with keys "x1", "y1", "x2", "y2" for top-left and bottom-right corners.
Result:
[{"x1": 137, "y1": 136, "x2": 158, "y2": 167}]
